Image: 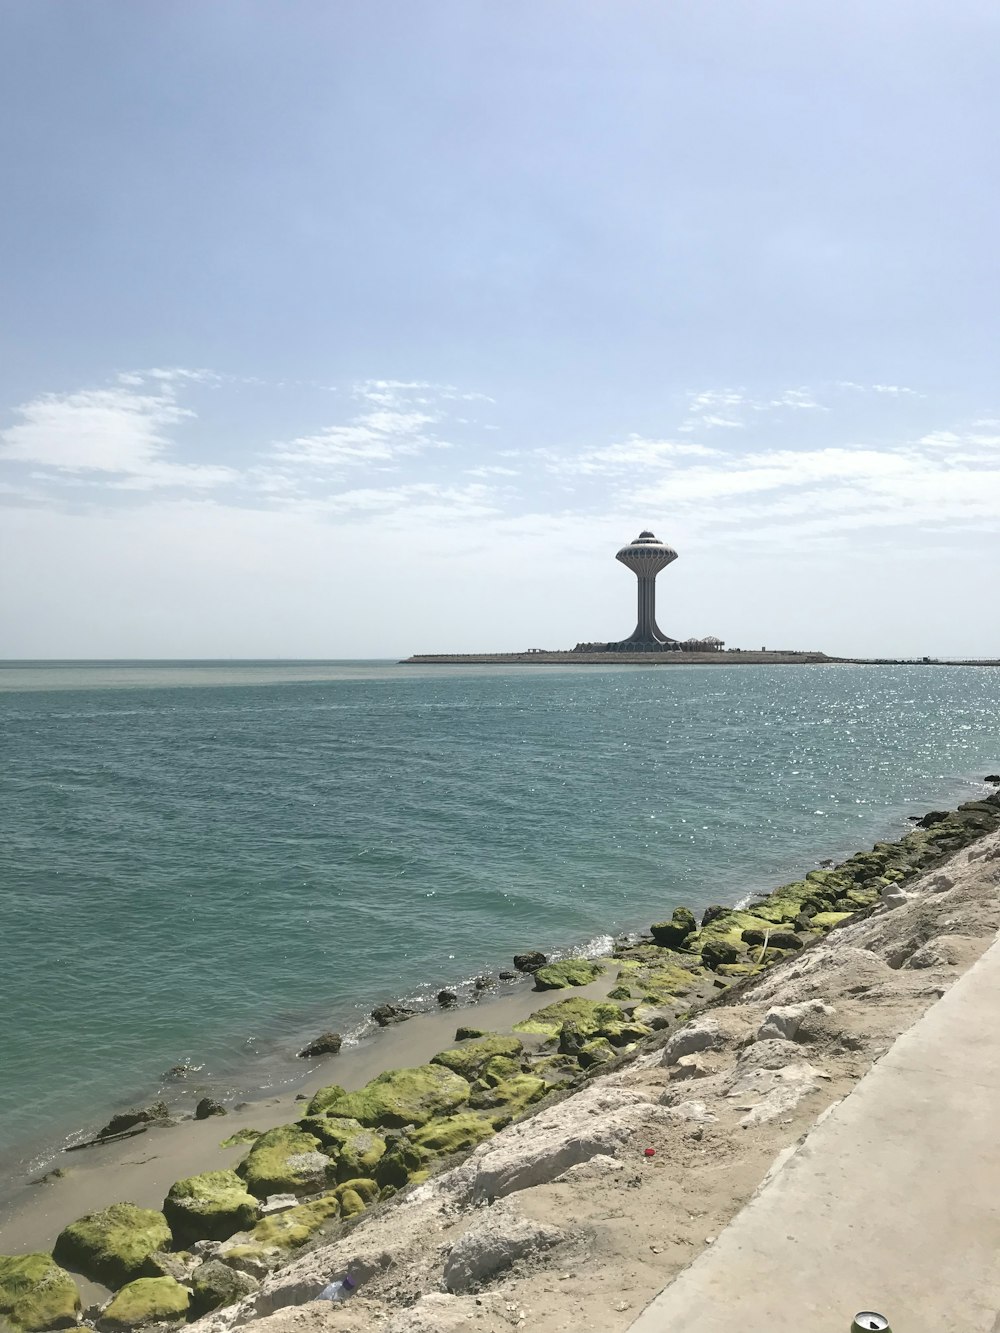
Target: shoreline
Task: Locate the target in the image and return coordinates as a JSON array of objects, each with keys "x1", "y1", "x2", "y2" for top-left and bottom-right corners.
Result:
[
  {"x1": 2, "y1": 782, "x2": 999, "y2": 1324},
  {"x1": 401, "y1": 652, "x2": 1000, "y2": 666},
  {"x1": 1, "y1": 770, "x2": 989, "y2": 1211}
]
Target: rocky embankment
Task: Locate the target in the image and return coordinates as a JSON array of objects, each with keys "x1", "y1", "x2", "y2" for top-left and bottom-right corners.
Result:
[{"x1": 4, "y1": 787, "x2": 1000, "y2": 1333}]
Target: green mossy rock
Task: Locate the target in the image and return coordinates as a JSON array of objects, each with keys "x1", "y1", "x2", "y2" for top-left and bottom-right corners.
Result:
[
  {"x1": 336, "y1": 1189, "x2": 367, "y2": 1219},
  {"x1": 303, "y1": 1084, "x2": 348, "y2": 1117},
  {"x1": 314, "y1": 1064, "x2": 471, "y2": 1129},
  {"x1": 410, "y1": 1113, "x2": 496, "y2": 1157},
  {"x1": 530, "y1": 1054, "x2": 584, "y2": 1088},
  {"x1": 532, "y1": 958, "x2": 604, "y2": 990},
  {"x1": 577, "y1": 1037, "x2": 615, "y2": 1068},
  {"x1": 468, "y1": 1073, "x2": 548, "y2": 1121},
  {"x1": 513, "y1": 997, "x2": 624, "y2": 1038},
  {"x1": 454, "y1": 1026, "x2": 487, "y2": 1040},
  {"x1": 296, "y1": 1113, "x2": 364, "y2": 1148},
  {"x1": 239, "y1": 1125, "x2": 328, "y2": 1198},
  {"x1": 606, "y1": 984, "x2": 632, "y2": 1001},
  {"x1": 478, "y1": 1054, "x2": 521, "y2": 1085},
  {"x1": 0, "y1": 1254, "x2": 80, "y2": 1331},
  {"x1": 53, "y1": 1203, "x2": 172, "y2": 1289},
  {"x1": 219, "y1": 1128, "x2": 263, "y2": 1149},
  {"x1": 697, "y1": 909, "x2": 778, "y2": 951},
  {"x1": 716, "y1": 962, "x2": 754, "y2": 977},
  {"x1": 334, "y1": 1177, "x2": 380, "y2": 1206},
  {"x1": 700, "y1": 939, "x2": 740, "y2": 970},
  {"x1": 189, "y1": 1261, "x2": 258, "y2": 1318},
  {"x1": 631, "y1": 961, "x2": 700, "y2": 1001},
  {"x1": 811, "y1": 910, "x2": 854, "y2": 930},
  {"x1": 430, "y1": 1034, "x2": 523, "y2": 1080},
  {"x1": 98, "y1": 1277, "x2": 189, "y2": 1331},
  {"x1": 650, "y1": 907, "x2": 696, "y2": 948},
  {"x1": 250, "y1": 1194, "x2": 340, "y2": 1250},
  {"x1": 373, "y1": 1140, "x2": 426, "y2": 1190},
  {"x1": 333, "y1": 1127, "x2": 387, "y2": 1181},
  {"x1": 163, "y1": 1169, "x2": 258, "y2": 1245},
  {"x1": 598, "y1": 1020, "x2": 652, "y2": 1047}
]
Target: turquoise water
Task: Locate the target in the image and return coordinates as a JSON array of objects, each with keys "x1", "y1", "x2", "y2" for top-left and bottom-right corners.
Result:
[{"x1": 1, "y1": 661, "x2": 998, "y2": 1176}]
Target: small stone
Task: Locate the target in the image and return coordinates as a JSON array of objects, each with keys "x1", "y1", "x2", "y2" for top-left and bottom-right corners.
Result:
[
  {"x1": 195, "y1": 1098, "x2": 227, "y2": 1120},
  {"x1": 96, "y1": 1102, "x2": 170, "y2": 1139},
  {"x1": 513, "y1": 951, "x2": 548, "y2": 974},
  {"x1": 437, "y1": 990, "x2": 458, "y2": 1007},
  {"x1": 297, "y1": 1032, "x2": 343, "y2": 1058},
  {"x1": 259, "y1": 1194, "x2": 297, "y2": 1215},
  {"x1": 499, "y1": 971, "x2": 516, "y2": 981},
  {"x1": 474, "y1": 976, "x2": 492, "y2": 991},
  {"x1": 371, "y1": 1003, "x2": 415, "y2": 1027}
]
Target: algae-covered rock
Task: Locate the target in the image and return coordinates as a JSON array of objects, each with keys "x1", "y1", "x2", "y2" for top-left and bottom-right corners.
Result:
[
  {"x1": 138, "y1": 1252, "x2": 197, "y2": 1283},
  {"x1": 303, "y1": 1084, "x2": 348, "y2": 1117},
  {"x1": 629, "y1": 960, "x2": 699, "y2": 1001},
  {"x1": 374, "y1": 1139, "x2": 427, "y2": 1191},
  {"x1": 334, "y1": 1177, "x2": 380, "y2": 1207},
  {"x1": 741, "y1": 928, "x2": 803, "y2": 951},
  {"x1": 296, "y1": 1113, "x2": 363, "y2": 1147},
  {"x1": 249, "y1": 1194, "x2": 340, "y2": 1251},
  {"x1": 513, "y1": 997, "x2": 624, "y2": 1039},
  {"x1": 811, "y1": 911, "x2": 854, "y2": 930},
  {"x1": 98, "y1": 1277, "x2": 189, "y2": 1331},
  {"x1": 468, "y1": 1074, "x2": 548, "y2": 1121},
  {"x1": 336, "y1": 1188, "x2": 367, "y2": 1219},
  {"x1": 189, "y1": 1261, "x2": 258, "y2": 1318},
  {"x1": 431, "y1": 1035, "x2": 523, "y2": 1081},
  {"x1": 313, "y1": 1064, "x2": 471, "y2": 1129},
  {"x1": 163, "y1": 1169, "x2": 258, "y2": 1245},
  {"x1": 333, "y1": 1127, "x2": 387, "y2": 1181},
  {"x1": 478, "y1": 1054, "x2": 521, "y2": 1085},
  {"x1": 650, "y1": 907, "x2": 696, "y2": 949},
  {"x1": 533, "y1": 958, "x2": 604, "y2": 990},
  {"x1": 0, "y1": 1254, "x2": 80, "y2": 1331},
  {"x1": 700, "y1": 939, "x2": 740, "y2": 970},
  {"x1": 239, "y1": 1125, "x2": 328, "y2": 1198},
  {"x1": 53, "y1": 1203, "x2": 172, "y2": 1289},
  {"x1": 219, "y1": 1128, "x2": 262, "y2": 1149},
  {"x1": 298, "y1": 1116, "x2": 387, "y2": 1181},
  {"x1": 577, "y1": 1037, "x2": 615, "y2": 1068},
  {"x1": 606, "y1": 983, "x2": 632, "y2": 1001},
  {"x1": 410, "y1": 1113, "x2": 496, "y2": 1157}
]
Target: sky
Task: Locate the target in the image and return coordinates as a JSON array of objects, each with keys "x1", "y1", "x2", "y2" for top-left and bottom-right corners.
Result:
[{"x1": 1, "y1": 0, "x2": 998, "y2": 659}]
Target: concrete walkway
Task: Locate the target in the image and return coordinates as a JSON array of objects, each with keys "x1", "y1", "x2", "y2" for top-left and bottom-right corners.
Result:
[{"x1": 627, "y1": 936, "x2": 1000, "y2": 1333}]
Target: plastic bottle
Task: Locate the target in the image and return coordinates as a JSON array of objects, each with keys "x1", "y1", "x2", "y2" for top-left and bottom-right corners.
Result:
[{"x1": 317, "y1": 1275, "x2": 357, "y2": 1302}]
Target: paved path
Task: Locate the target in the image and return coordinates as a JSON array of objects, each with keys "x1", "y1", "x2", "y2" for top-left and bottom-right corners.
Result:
[{"x1": 626, "y1": 936, "x2": 1000, "y2": 1333}]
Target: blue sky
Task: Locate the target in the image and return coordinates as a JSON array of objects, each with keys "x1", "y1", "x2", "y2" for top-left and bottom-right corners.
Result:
[{"x1": 1, "y1": 1, "x2": 998, "y2": 657}]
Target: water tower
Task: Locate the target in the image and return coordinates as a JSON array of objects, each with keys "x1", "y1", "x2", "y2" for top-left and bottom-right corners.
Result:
[{"x1": 613, "y1": 530, "x2": 679, "y2": 650}]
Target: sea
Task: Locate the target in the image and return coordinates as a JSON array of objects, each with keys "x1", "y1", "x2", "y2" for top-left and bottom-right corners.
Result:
[{"x1": 1, "y1": 660, "x2": 998, "y2": 1188}]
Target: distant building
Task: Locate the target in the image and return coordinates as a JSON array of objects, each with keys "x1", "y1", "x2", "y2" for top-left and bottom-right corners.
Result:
[{"x1": 574, "y1": 530, "x2": 723, "y2": 653}]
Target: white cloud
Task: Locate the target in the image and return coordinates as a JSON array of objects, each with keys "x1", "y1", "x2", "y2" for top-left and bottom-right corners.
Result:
[
  {"x1": 0, "y1": 379, "x2": 236, "y2": 492},
  {"x1": 272, "y1": 408, "x2": 440, "y2": 468}
]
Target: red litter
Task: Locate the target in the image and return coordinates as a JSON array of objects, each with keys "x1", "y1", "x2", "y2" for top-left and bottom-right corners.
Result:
[{"x1": 644, "y1": 1148, "x2": 656, "y2": 1157}]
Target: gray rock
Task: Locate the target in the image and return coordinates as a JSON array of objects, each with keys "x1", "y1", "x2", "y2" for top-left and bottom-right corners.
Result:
[
  {"x1": 189, "y1": 1259, "x2": 259, "y2": 1317},
  {"x1": 371, "y1": 1004, "x2": 415, "y2": 1027},
  {"x1": 195, "y1": 1097, "x2": 227, "y2": 1120},
  {"x1": 661, "y1": 1017, "x2": 723, "y2": 1065},
  {"x1": 442, "y1": 1202, "x2": 563, "y2": 1292},
  {"x1": 756, "y1": 1001, "x2": 834, "y2": 1042},
  {"x1": 297, "y1": 1032, "x2": 343, "y2": 1058},
  {"x1": 97, "y1": 1101, "x2": 170, "y2": 1139},
  {"x1": 512, "y1": 951, "x2": 547, "y2": 973}
]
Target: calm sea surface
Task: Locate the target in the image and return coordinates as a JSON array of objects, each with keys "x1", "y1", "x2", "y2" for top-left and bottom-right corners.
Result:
[{"x1": 1, "y1": 661, "x2": 998, "y2": 1176}]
